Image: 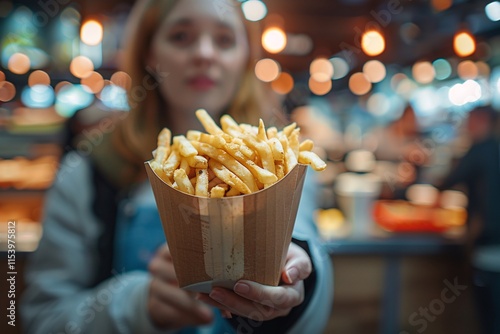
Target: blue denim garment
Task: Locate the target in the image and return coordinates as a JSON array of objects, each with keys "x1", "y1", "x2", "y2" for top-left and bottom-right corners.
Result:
[{"x1": 113, "y1": 182, "x2": 234, "y2": 334}]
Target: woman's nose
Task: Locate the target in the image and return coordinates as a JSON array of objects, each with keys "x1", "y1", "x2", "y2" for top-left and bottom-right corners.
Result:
[{"x1": 193, "y1": 35, "x2": 216, "y2": 62}]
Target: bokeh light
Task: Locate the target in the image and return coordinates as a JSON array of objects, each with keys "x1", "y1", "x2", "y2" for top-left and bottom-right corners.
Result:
[
  {"x1": 255, "y1": 58, "x2": 281, "y2": 82},
  {"x1": 0, "y1": 81, "x2": 16, "y2": 102},
  {"x1": 262, "y1": 27, "x2": 287, "y2": 54},
  {"x1": 271, "y1": 72, "x2": 294, "y2": 95},
  {"x1": 349, "y1": 72, "x2": 372, "y2": 95},
  {"x1": 242, "y1": 0, "x2": 267, "y2": 22},
  {"x1": 310, "y1": 58, "x2": 334, "y2": 82},
  {"x1": 8, "y1": 53, "x2": 30, "y2": 74},
  {"x1": 28, "y1": 70, "x2": 51, "y2": 87},
  {"x1": 110, "y1": 71, "x2": 132, "y2": 92},
  {"x1": 81, "y1": 71, "x2": 104, "y2": 94},
  {"x1": 309, "y1": 76, "x2": 332, "y2": 96},
  {"x1": 412, "y1": 61, "x2": 435, "y2": 84},
  {"x1": 81, "y1": 20, "x2": 103, "y2": 46},
  {"x1": 361, "y1": 30, "x2": 385, "y2": 56},
  {"x1": 330, "y1": 57, "x2": 349, "y2": 80},
  {"x1": 21, "y1": 85, "x2": 55, "y2": 108},
  {"x1": 485, "y1": 1, "x2": 500, "y2": 21},
  {"x1": 454, "y1": 31, "x2": 476, "y2": 57},
  {"x1": 431, "y1": 0, "x2": 452, "y2": 12},
  {"x1": 432, "y1": 58, "x2": 452, "y2": 80},
  {"x1": 363, "y1": 60, "x2": 386, "y2": 83},
  {"x1": 457, "y1": 60, "x2": 478, "y2": 80},
  {"x1": 70, "y1": 56, "x2": 94, "y2": 79}
]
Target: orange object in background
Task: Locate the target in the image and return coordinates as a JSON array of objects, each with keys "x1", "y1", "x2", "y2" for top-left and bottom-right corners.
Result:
[{"x1": 373, "y1": 200, "x2": 467, "y2": 233}]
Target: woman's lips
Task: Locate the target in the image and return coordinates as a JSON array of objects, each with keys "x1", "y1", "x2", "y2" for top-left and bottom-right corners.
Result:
[{"x1": 187, "y1": 76, "x2": 216, "y2": 91}]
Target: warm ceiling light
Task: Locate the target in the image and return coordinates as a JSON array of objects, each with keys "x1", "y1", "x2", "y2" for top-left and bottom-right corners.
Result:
[
  {"x1": 348, "y1": 72, "x2": 372, "y2": 95},
  {"x1": 412, "y1": 61, "x2": 435, "y2": 84},
  {"x1": 308, "y1": 76, "x2": 332, "y2": 96},
  {"x1": 254, "y1": 58, "x2": 281, "y2": 82},
  {"x1": 310, "y1": 58, "x2": 334, "y2": 82},
  {"x1": 110, "y1": 71, "x2": 132, "y2": 91},
  {"x1": 457, "y1": 60, "x2": 478, "y2": 80},
  {"x1": 363, "y1": 60, "x2": 386, "y2": 83},
  {"x1": 431, "y1": 0, "x2": 452, "y2": 12},
  {"x1": 81, "y1": 71, "x2": 104, "y2": 94},
  {"x1": 361, "y1": 30, "x2": 385, "y2": 56},
  {"x1": 453, "y1": 31, "x2": 475, "y2": 57},
  {"x1": 28, "y1": 70, "x2": 51, "y2": 87},
  {"x1": 81, "y1": 20, "x2": 103, "y2": 46},
  {"x1": 271, "y1": 72, "x2": 294, "y2": 95},
  {"x1": 70, "y1": 55, "x2": 94, "y2": 79},
  {"x1": 262, "y1": 27, "x2": 287, "y2": 54},
  {"x1": 0, "y1": 81, "x2": 16, "y2": 102},
  {"x1": 8, "y1": 53, "x2": 30, "y2": 75}
]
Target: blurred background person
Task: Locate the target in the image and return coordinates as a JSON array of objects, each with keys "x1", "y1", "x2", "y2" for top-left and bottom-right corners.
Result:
[{"x1": 437, "y1": 105, "x2": 500, "y2": 334}]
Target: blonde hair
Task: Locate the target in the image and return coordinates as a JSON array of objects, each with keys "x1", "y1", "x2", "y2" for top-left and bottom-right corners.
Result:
[{"x1": 107, "y1": 0, "x2": 272, "y2": 176}]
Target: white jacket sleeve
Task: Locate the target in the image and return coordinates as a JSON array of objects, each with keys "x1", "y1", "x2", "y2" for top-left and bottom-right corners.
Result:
[{"x1": 20, "y1": 153, "x2": 170, "y2": 334}]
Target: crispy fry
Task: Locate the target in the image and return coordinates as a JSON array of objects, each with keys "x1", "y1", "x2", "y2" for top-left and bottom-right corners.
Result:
[
  {"x1": 268, "y1": 137, "x2": 285, "y2": 162},
  {"x1": 224, "y1": 142, "x2": 278, "y2": 185},
  {"x1": 157, "y1": 128, "x2": 172, "y2": 147},
  {"x1": 210, "y1": 185, "x2": 226, "y2": 198},
  {"x1": 199, "y1": 133, "x2": 226, "y2": 149},
  {"x1": 173, "y1": 169, "x2": 195, "y2": 195},
  {"x1": 220, "y1": 114, "x2": 239, "y2": 132},
  {"x1": 257, "y1": 119, "x2": 268, "y2": 141},
  {"x1": 299, "y1": 139, "x2": 314, "y2": 151},
  {"x1": 226, "y1": 187, "x2": 241, "y2": 197},
  {"x1": 283, "y1": 122, "x2": 297, "y2": 137},
  {"x1": 151, "y1": 111, "x2": 325, "y2": 197},
  {"x1": 173, "y1": 135, "x2": 198, "y2": 157},
  {"x1": 186, "y1": 155, "x2": 208, "y2": 169},
  {"x1": 195, "y1": 109, "x2": 223, "y2": 135},
  {"x1": 195, "y1": 169, "x2": 209, "y2": 197},
  {"x1": 240, "y1": 131, "x2": 275, "y2": 175},
  {"x1": 193, "y1": 141, "x2": 258, "y2": 192},
  {"x1": 208, "y1": 159, "x2": 251, "y2": 194},
  {"x1": 163, "y1": 149, "x2": 181, "y2": 177},
  {"x1": 299, "y1": 151, "x2": 327, "y2": 171}
]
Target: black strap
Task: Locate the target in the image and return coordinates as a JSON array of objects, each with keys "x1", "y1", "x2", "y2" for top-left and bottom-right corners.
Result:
[
  {"x1": 227, "y1": 238, "x2": 317, "y2": 333},
  {"x1": 90, "y1": 160, "x2": 121, "y2": 287}
]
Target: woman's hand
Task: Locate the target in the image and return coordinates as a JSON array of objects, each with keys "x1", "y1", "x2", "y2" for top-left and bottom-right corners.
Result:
[
  {"x1": 197, "y1": 242, "x2": 312, "y2": 321},
  {"x1": 147, "y1": 244, "x2": 213, "y2": 329}
]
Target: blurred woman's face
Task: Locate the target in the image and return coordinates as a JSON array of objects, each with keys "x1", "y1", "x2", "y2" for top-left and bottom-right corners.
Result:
[{"x1": 148, "y1": 0, "x2": 249, "y2": 117}]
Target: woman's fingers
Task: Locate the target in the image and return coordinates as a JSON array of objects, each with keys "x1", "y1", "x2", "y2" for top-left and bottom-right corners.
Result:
[
  {"x1": 149, "y1": 278, "x2": 213, "y2": 328},
  {"x1": 205, "y1": 280, "x2": 304, "y2": 320},
  {"x1": 281, "y1": 243, "x2": 312, "y2": 284}
]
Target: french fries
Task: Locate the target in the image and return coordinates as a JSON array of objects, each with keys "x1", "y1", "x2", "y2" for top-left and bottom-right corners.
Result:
[{"x1": 150, "y1": 109, "x2": 326, "y2": 197}]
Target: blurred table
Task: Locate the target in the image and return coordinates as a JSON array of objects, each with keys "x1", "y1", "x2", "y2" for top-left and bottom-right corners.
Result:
[{"x1": 323, "y1": 227, "x2": 466, "y2": 334}]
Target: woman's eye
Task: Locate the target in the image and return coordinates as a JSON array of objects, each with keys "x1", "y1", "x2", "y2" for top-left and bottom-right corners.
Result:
[
  {"x1": 216, "y1": 34, "x2": 235, "y2": 49},
  {"x1": 168, "y1": 31, "x2": 192, "y2": 45}
]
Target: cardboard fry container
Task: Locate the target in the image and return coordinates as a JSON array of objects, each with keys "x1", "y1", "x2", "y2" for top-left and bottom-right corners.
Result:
[{"x1": 145, "y1": 161, "x2": 307, "y2": 293}]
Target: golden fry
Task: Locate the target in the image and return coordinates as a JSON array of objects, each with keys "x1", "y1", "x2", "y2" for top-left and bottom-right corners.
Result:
[
  {"x1": 173, "y1": 135, "x2": 198, "y2": 158},
  {"x1": 163, "y1": 149, "x2": 181, "y2": 177},
  {"x1": 299, "y1": 139, "x2": 314, "y2": 151},
  {"x1": 298, "y1": 151, "x2": 327, "y2": 171},
  {"x1": 210, "y1": 185, "x2": 226, "y2": 198},
  {"x1": 208, "y1": 159, "x2": 251, "y2": 194},
  {"x1": 195, "y1": 109, "x2": 223, "y2": 135},
  {"x1": 157, "y1": 128, "x2": 172, "y2": 147},
  {"x1": 173, "y1": 169, "x2": 195, "y2": 195},
  {"x1": 193, "y1": 141, "x2": 258, "y2": 192},
  {"x1": 195, "y1": 169, "x2": 209, "y2": 197}
]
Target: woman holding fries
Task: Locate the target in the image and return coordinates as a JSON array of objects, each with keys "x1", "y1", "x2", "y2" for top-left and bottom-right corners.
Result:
[{"x1": 21, "y1": 0, "x2": 333, "y2": 333}]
